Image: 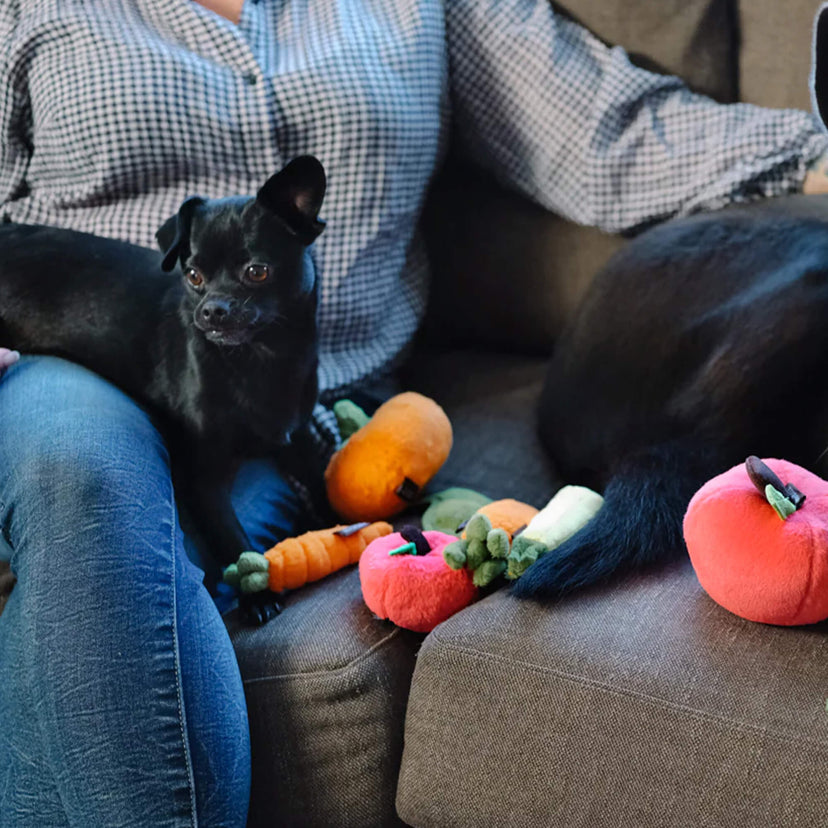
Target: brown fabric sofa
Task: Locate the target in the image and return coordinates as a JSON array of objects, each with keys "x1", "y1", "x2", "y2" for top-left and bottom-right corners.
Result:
[{"x1": 3, "y1": 1, "x2": 828, "y2": 825}]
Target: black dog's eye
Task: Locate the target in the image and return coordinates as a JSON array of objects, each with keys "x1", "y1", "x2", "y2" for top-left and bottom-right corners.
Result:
[
  {"x1": 245, "y1": 264, "x2": 270, "y2": 283},
  {"x1": 184, "y1": 267, "x2": 204, "y2": 289}
]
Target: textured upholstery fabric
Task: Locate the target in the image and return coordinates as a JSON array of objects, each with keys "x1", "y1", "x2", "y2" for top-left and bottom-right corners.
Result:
[
  {"x1": 558, "y1": 0, "x2": 738, "y2": 103},
  {"x1": 396, "y1": 559, "x2": 828, "y2": 826},
  {"x1": 226, "y1": 567, "x2": 420, "y2": 828},
  {"x1": 738, "y1": 0, "x2": 818, "y2": 111},
  {"x1": 402, "y1": 350, "x2": 559, "y2": 506},
  {"x1": 420, "y1": 165, "x2": 624, "y2": 354}
]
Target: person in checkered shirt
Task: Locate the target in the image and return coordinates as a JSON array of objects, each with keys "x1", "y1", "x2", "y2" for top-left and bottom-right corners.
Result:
[{"x1": 2, "y1": 0, "x2": 828, "y2": 824}]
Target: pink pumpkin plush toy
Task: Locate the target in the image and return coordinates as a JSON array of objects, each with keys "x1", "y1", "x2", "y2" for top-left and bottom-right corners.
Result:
[
  {"x1": 684, "y1": 456, "x2": 828, "y2": 625},
  {"x1": 359, "y1": 527, "x2": 478, "y2": 633}
]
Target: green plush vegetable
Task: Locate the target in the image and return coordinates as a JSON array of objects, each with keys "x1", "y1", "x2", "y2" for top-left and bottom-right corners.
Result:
[
  {"x1": 332, "y1": 399, "x2": 372, "y2": 441},
  {"x1": 420, "y1": 487, "x2": 493, "y2": 534},
  {"x1": 443, "y1": 513, "x2": 509, "y2": 586}
]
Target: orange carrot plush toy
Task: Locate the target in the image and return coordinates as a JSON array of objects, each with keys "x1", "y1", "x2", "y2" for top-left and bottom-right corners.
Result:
[{"x1": 224, "y1": 521, "x2": 393, "y2": 594}]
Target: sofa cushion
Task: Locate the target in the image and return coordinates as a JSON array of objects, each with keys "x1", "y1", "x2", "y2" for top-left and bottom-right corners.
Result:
[
  {"x1": 559, "y1": 0, "x2": 738, "y2": 103},
  {"x1": 225, "y1": 567, "x2": 419, "y2": 828},
  {"x1": 738, "y1": 0, "x2": 816, "y2": 111},
  {"x1": 420, "y1": 166, "x2": 623, "y2": 355},
  {"x1": 396, "y1": 559, "x2": 828, "y2": 826}
]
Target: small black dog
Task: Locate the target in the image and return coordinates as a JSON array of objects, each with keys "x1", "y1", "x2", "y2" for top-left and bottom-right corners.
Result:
[
  {"x1": 0, "y1": 155, "x2": 325, "y2": 575},
  {"x1": 514, "y1": 193, "x2": 828, "y2": 602}
]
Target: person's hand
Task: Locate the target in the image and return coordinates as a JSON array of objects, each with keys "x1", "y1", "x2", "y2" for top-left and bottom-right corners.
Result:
[
  {"x1": 0, "y1": 348, "x2": 20, "y2": 377},
  {"x1": 803, "y1": 152, "x2": 828, "y2": 194}
]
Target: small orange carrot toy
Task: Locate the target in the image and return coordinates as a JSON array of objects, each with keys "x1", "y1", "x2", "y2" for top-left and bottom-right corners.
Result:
[{"x1": 223, "y1": 521, "x2": 393, "y2": 594}]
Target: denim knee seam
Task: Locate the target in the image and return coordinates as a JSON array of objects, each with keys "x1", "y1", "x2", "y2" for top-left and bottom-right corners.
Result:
[{"x1": 168, "y1": 484, "x2": 199, "y2": 828}]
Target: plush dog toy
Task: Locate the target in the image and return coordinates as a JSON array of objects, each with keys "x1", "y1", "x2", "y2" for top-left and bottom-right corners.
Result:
[
  {"x1": 684, "y1": 456, "x2": 828, "y2": 625},
  {"x1": 359, "y1": 526, "x2": 478, "y2": 633},
  {"x1": 325, "y1": 392, "x2": 453, "y2": 522},
  {"x1": 224, "y1": 521, "x2": 393, "y2": 593}
]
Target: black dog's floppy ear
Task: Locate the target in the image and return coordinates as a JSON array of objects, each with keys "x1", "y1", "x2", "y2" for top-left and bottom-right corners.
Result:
[
  {"x1": 256, "y1": 156, "x2": 327, "y2": 244},
  {"x1": 812, "y1": 3, "x2": 828, "y2": 129},
  {"x1": 156, "y1": 196, "x2": 205, "y2": 272}
]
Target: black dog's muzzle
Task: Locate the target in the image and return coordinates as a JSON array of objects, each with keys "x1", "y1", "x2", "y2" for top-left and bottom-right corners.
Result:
[{"x1": 194, "y1": 295, "x2": 260, "y2": 346}]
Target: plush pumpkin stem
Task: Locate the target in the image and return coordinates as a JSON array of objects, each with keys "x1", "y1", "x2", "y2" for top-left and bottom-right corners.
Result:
[
  {"x1": 400, "y1": 525, "x2": 431, "y2": 555},
  {"x1": 746, "y1": 456, "x2": 806, "y2": 512},
  {"x1": 395, "y1": 477, "x2": 421, "y2": 503},
  {"x1": 333, "y1": 399, "x2": 371, "y2": 442}
]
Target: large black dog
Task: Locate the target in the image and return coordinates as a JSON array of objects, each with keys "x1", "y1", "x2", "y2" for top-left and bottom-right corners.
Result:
[
  {"x1": 0, "y1": 155, "x2": 325, "y2": 571},
  {"x1": 513, "y1": 2, "x2": 828, "y2": 606},
  {"x1": 515, "y1": 194, "x2": 828, "y2": 602}
]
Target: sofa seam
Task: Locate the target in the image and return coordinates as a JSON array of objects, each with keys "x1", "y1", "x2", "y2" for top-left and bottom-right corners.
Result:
[
  {"x1": 241, "y1": 625, "x2": 408, "y2": 684},
  {"x1": 425, "y1": 636, "x2": 828, "y2": 752}
]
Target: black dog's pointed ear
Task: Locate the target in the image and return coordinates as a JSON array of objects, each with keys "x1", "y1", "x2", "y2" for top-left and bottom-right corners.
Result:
[
  {"x1": 812, "y1": 4, "x2": 828, "y2": 129},
  {"x1": 256, "y1": 156, "x2": 327, "y2": 244},
  {"x1": 156, "y1": 197, "x2": 205, "y2": 272}
]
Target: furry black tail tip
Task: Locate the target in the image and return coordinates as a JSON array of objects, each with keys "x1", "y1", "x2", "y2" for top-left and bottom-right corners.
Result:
[
  {"x1": 509, "y1": 445, "x2": 699, "y2": 604},
  {"x1": 508, "y1": 537, "x2": 602, "y2": 603}
]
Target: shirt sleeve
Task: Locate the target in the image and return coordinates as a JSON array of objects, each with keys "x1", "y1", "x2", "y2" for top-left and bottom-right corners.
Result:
[
  {"x1": 444, "y1": 0, "x2": 828, "y2": 234},
  {"x1": 0, "y1": 3, "x2": 31, "y2": 212}
]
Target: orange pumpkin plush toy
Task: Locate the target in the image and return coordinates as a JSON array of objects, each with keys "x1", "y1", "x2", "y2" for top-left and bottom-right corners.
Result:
[
  {"x1": 684, "y1": 456, "x2": 828, "y2": 626},
  {"x1": 325, "y1": 392, "x2": 453, "y2": 522}
]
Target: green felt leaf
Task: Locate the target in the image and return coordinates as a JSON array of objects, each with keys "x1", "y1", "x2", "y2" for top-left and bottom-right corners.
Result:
[
  {"x1": 765, "y1": 484, "x2": 796, "y2": 521},
  {"x1": 237, "y1": 551, "x2": 269, "y2": 575},
  {"x1": 420, "y1": 487, "x2": 492, "y2": 507},
  {"x1": 223, "y1": 564, "x2": 241, "y2": 588},
  {"x1": 240, "y1": 571, "x2": 270, "y2": 594},
  {"x1": 465, "y1": 513, "x2": 492, "y2": 543},
  {"x1": 506, "y1": 539, "x2": 545, "y2": 580},
  {"x1": 473, "y1": 559, "x2": 507, "y2": 588},
  {"x1": 443, "y1": 540, "x2": 468, "y2": 570},
  {"x1": 332, "y1": 399, "x2": 371, "y2": 442},
  {"x1": 465, "y1": 537, "x2": 489, "y2": 571},
  {"x1": 421, "y1": 498, "x2": 485, "y2": 534},
  {"x1": 486, "y1": 528, "x2": 511, "y2": 559}
]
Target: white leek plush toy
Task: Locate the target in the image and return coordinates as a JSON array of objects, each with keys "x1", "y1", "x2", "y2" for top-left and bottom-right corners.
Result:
[{"x1": 506, "y1": 486, "x2": 604, "y2": 579}]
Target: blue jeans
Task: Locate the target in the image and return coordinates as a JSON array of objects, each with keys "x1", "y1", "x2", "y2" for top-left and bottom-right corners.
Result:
[{"x1": 0, "y1": 357, "x2": 306, "y2": 827}]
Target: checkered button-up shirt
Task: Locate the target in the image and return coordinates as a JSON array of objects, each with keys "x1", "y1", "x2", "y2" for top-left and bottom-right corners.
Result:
[{"x1": 3, "y1": 0, "x2": 827, "y2": 461}]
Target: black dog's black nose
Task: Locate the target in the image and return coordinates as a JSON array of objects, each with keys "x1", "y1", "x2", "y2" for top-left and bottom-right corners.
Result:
[{"x1": 198, "y1": 298, "x2": 233, "y2": 327}]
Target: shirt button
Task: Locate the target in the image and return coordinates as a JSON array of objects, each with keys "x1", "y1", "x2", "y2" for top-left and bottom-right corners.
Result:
[{"x1": 245, "y1": 72, "x2": 259, "y2": 86}]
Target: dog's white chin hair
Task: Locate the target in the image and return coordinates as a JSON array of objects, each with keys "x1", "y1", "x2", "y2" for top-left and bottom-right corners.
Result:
[{"x1": 203, "y1": 329, "x2": 251, "y2": 346}]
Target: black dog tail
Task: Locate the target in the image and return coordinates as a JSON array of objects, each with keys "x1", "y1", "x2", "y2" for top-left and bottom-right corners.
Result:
[{"x1": 512, "y1": 440, "x2": 719, "y2": 602}]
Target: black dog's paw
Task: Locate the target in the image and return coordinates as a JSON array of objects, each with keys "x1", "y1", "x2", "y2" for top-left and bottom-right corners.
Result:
[{"x1": 239, "y1": 593, "x2": 283, "y2": 626}]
